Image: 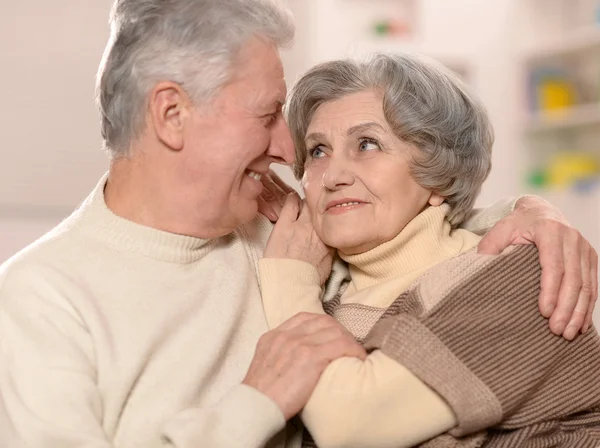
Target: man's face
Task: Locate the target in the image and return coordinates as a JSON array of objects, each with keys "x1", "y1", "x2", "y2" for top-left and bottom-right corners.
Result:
[{"x1": 181, "y1": 37, "x2": 295, "y2": 234}]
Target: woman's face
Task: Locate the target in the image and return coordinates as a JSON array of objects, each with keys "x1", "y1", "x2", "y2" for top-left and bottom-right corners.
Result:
[{"x1": 302, "y1": 90, "x2": 443, "y2": 255}]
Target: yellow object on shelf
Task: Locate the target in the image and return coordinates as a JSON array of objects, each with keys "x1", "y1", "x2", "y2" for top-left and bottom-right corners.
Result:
[
  {"x1": 546, "y1": 152, "x2": 600, "y2": 188},
  {"x1": 539, "y1": 80, "x2": 575, "y2": 111}
]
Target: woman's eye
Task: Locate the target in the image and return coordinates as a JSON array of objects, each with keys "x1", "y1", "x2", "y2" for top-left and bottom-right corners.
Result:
[
  {"x1": 310, "y1": 146, "x2": 326, "y2": 158},
  {"x1": 358, "y1": 138, "x2": 380, "y2": 152}
]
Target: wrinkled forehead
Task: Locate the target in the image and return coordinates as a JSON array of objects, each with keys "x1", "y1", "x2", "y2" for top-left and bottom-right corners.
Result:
[{"x1": 305, "y1": 91, "x2": 387, "y2": 137}]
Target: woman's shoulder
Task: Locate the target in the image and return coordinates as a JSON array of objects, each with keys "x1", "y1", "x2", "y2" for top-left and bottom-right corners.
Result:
[{"x1": 415, "y1": 245, "x2": 540, "y2": 315}]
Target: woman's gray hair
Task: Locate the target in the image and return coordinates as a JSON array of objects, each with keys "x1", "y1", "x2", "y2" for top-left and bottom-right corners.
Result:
[
  {"x1": 286, "y1": 54, "x2": 493, "y2": 226},
  {"x1": 97, "y1": 0, "x2": 294, "y2": 155}
]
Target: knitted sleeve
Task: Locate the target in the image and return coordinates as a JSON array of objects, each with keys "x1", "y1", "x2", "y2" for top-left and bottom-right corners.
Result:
[
  {"x1": 258, "y1": 258, "x2": 457, "y2": 448},
  {"x1": 459, "y1": 196, "x2": 516, "y2": 235},
  {"x1": 363, "y1": 245, "x2": 600, "y2": 439},
  {"x1": 0, "y1": 264, "x2": 285, "y2": 448}
]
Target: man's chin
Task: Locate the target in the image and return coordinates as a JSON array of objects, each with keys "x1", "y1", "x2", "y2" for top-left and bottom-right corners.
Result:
[{"x1": 234, "y1": 199, "x2": 261, "y2": 226}]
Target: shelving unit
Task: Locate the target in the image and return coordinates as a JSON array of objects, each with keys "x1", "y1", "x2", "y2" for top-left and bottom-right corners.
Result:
[
  {"x1": 525, "y1": 102, "x2": 600, "y2": 133},
  {"x1": 518, "y1": 0, "x2": 600, "y2": 253},
  {"x1": 521, "y1": 26, "x2": 600, "y2": 62}
]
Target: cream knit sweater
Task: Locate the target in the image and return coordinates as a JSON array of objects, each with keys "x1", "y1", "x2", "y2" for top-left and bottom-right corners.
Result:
[
  {"x1": 0, "y1": 173, "x2": 514, "y2": 448},
  {"x1": 259, "y1": 204, "x2": 482, "y2": 448},
  {"x1": 0, "y1": 176, "x2": 293, "y2": 448}
]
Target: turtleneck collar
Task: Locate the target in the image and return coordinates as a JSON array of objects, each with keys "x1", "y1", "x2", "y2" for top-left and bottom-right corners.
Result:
[
  {"x1": 75, "y1": 174, "x2": 214, "y2": 264},
  {"x1": 340, "y1": 204, "x2": 478, "y2": 291}
]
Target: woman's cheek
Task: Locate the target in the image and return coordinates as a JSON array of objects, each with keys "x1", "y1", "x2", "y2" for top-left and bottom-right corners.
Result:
[{"x1": 301, "y1": 167, "x2": 321, "y2": 212}]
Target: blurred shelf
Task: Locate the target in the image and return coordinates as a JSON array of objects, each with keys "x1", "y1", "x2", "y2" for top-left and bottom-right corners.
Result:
[
  {"x1": 524, "y1": 103, "x2": 600, "y2": 133},
  {"x1": 527, "y1": 187, "x2": 600, "y2": 251},
  {"x1": 522, "y1": 26, "x2": 600, "y2": 62}
]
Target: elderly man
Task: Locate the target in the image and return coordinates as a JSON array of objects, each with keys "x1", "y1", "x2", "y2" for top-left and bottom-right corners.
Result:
[{"x1": 0, "y1": 1, "x2": 597, "y2": 447}]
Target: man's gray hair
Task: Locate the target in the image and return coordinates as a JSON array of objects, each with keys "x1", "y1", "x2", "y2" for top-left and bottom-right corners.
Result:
[
  {"x1": 96, "y1": 0, "x2": 294, "y2": 155},
  {"x1": 286, "y1": 54, "x2": 493, "y2": 226}
]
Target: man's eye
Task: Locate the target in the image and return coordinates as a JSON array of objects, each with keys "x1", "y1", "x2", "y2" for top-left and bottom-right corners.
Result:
[{"x1": 263, "y1": 113, "x2": 277, "y2": 126}]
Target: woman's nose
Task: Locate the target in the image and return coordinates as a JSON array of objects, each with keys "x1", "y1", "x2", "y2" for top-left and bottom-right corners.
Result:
[{"x1": 322, "y1": 156, "x2": 355, "y2": 190}]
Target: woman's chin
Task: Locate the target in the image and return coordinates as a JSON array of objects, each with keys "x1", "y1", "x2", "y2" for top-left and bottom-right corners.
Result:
[{"x1": 323, "y1": 235, "x2": 376, "y2": 256}]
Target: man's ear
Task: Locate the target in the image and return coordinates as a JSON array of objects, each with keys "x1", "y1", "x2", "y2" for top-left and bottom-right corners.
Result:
[
  {"x1": 428, "y1": 192, "x2": 445, "y2": 207},
  {"x1": 148, "y1": 81, "x2": 190, "y2": 151}
]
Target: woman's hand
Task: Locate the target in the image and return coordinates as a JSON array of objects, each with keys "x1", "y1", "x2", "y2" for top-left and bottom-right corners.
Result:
[
  {"x1": 264, "y1": 193, "x2": 334, "y2": 285},
  {"x1": 478, "y1": 195, "x2": 598, "y2": 340},
  {"x1": 257, "y1": 170, "x2": 295, "y2": 222}
]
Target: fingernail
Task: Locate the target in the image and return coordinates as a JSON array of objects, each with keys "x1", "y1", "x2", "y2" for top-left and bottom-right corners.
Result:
[
  {"x1": 553, "y1": 320, "x2": 567, "y2": 335},
  {"x1": 582, "y1": 323, "x2": 590, "y2": 333},
  {"x1": 542, "y1": 303, "x2": 555, "y2": 317},
  {"x1": 563, "y1": 325, "x2": 578, "y2": 340}
]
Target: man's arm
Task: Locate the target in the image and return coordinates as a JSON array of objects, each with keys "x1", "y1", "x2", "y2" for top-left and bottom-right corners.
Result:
[
  {"x1": 0, "y1": 266, "x2": 360, "y2": 448},
  {"x1": 459, "y1": 196, "x2": 516, "y2": 235}
]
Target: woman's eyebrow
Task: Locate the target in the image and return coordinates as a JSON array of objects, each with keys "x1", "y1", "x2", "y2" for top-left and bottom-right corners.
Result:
[
  {"x1": 347, "y1": 122, "x2": 385, "y2": 136},
  {"x1": 305, "y1": 131, "x2": 327, "y2": 143}
]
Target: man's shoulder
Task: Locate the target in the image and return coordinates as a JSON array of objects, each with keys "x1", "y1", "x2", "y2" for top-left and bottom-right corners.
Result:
[
  {"x1": 238, "y1": 213, "x2": 274, "y2": 254},
  {"x1": 0, "y1": 211, "x2": 92, "y2": 297}
]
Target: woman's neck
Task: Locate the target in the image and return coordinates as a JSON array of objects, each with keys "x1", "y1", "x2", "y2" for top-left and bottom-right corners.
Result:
[{"x1": 340, "y1": 204, "x2": 477, "y2": 291}]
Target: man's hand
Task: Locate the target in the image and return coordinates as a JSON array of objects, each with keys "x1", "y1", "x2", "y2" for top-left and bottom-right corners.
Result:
[
  {"x1": 264, "y1": 193, "x2": 334, "y2": 285},
  {"x1": 258, "y1": 170, "x2": 296, "y2": 222},
  {"x1": 242, "y1": 313, "x2": 366, "y2": 420},
  {"x1": 478, "y1": 195, "x2": 598, "y2": 340}
]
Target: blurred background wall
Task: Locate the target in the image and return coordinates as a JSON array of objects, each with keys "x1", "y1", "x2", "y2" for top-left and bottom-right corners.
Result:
[{"x1": 2, "y1": 0, "x2": 600, "y2": 270}]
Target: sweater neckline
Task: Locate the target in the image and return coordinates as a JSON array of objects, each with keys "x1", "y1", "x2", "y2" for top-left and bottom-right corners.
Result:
[
  {"x1": 76, "y1": 174, "x2": 214, "y2": 264},
  {"x1": 340, "y1": 204, "x2": 472, "y2": 291}
]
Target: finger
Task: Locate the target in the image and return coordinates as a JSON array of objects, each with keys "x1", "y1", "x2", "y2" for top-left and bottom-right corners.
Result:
[
  {"x1": 537, "y1": 231, "x2": 566, "y2": 319},
  {"x1": 477, "y1": 218, "x2": 516, "y2": 255},
  {"x1": 582, "y1": 248, "x2": 598, "y2": 333},
  {"x1": 295, "y1": 199, "x2": 312, "y2": 223},
  {"x1": 549, "y1": 233, "x2": 582, "y2": 336},
  {"x1": 563, "y1": 242, "x2": 592, "y2": 340},
  {"x1": 261, "y1": 174, "x2": 287, "y2": 204},
  {"x1": 268, "y1": 169, "x2": 296, "y2": 195},
  {"x1": 277, "y1": 312, "x2": 326, "y2": 331},
  {"x1": 311, "y1": 334, "x2": 367, "y2": 361},
  {"x1": 278, "y1": 193, "x2": 302, "y2": 223},
  {"x1": 257, "y1": 196, "x2": 279, "y2": 222}
]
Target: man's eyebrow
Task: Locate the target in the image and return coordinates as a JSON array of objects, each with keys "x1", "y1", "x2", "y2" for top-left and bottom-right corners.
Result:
[
  {"x1": 265, "y1": 99, "x2": 284, "y2": 113},
  {"x1": 347, "y1": 122, "x2": 385, "y2": 136}
]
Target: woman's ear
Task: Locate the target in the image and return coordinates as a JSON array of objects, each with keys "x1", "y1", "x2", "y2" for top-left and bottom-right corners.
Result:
[
  {"x1": 428, "y1": 192, "x2": 445, "y2": 207},
  {"x1": 148, "y1": 81, "x2": 189, "y2": 151}
]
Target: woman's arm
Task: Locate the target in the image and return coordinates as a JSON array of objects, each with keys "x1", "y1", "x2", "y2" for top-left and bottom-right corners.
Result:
[
  {"x1": 364, "y1": 245, "x2": 600, "y2": 440},
  {"x1": 259, "y1": 258, "x2": 457, "y2": 448},
  {"x1": 301, "y1": 350, "x2": 457, "y2": 448},
  {"x1": 259, "y1": 259, "x2": 326, "y2": 328}
]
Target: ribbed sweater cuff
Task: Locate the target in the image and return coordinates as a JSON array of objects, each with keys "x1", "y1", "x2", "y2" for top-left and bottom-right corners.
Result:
[
  {"x1": 462, "y1": 196, "x2": 517, "y2": 236},
  {"x1": 259, "y1": 258, "x2": 325, "y2": 329},
  {"x1": 163, "y1": 384, "x2": 285, "y2": 448}
]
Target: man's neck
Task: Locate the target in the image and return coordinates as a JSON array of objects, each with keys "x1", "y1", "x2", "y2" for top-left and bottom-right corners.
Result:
[{"x1": 104, "y1": 153, "x2": 234, "y2": 239}]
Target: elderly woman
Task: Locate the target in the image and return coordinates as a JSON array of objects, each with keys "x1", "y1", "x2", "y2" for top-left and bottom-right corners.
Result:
[{"x1": 258, "y1": 54, "x2": 600, "y2": 448}]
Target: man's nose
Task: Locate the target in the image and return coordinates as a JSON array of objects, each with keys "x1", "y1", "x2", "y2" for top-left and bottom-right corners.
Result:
[{"x1": 266, "y1": 115, "x2": 295, "y2": 165}]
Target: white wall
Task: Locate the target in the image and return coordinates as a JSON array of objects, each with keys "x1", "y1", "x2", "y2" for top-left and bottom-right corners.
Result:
[
  {"x1": 281, "y1": 0, "x2": 523, "y2": 206},
  {"x1": 0, "y1": 1, "x2": 112, "y2": 261}
]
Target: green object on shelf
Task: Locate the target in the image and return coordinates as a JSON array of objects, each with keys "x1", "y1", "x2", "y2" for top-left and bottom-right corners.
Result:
[
  {"x1": 374, "y1": 22, "x2": 389, "y2": 36},
  {"x1": 528, "y1": 169, "x2": 548, "y2": 188}
]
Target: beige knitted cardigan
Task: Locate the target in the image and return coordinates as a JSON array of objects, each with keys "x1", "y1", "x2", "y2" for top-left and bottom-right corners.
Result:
[{"x1": 305, "y1": 245, "x2": 600, "y2": 447}]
